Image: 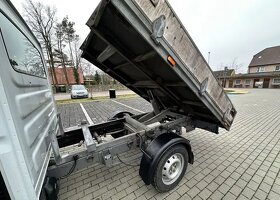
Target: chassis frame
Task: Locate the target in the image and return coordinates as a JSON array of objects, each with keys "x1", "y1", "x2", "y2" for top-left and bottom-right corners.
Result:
[{"x1": 47, "y1": 106, "x2": 194, "y2": 179}]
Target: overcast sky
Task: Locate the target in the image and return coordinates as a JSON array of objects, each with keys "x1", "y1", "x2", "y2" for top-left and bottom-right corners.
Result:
[{"x1": 11, "y1": 0, "x2": 280, "y2": 73}]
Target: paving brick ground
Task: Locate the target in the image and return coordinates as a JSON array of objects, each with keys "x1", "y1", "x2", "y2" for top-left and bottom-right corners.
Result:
[
  {"x1": 57, "y1": 103, "x2": 87, "y2": 128},
  {"x1": 57, "y1": 89, "x2": 280, "y2": 200}
]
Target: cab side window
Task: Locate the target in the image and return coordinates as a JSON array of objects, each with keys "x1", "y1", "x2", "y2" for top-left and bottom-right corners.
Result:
[{"x1": 0, "y1": 12, "x2": 46, "y2": 78}]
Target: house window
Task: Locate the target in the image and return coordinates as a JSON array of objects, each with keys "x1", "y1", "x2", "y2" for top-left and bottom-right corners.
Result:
[
  {"x1": 272, "y1": 78, "x2": 280, "y2": 85},
  {"x1": 257, "y1": 67, "x2": 265, "y2": 72},
  {"x1": 0, "y1": 12, "x2": 46, "y2": 78},
  {"x1": 276, "y1": 66, "x2": 280, "y2": 71},
  {"x1": 245, "y1": 80, "x2": 251, "y2": 85},
  {"x1": 235, "y1": 80, "x2": 241, "y2": 85}
]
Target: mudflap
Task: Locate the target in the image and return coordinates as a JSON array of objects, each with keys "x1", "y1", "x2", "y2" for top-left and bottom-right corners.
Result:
[
  {"x1": 40, "y1": 177, "x2": 59, "y2": 200},
  {"x1": 139, "y1": 133, "x2": 194, "y2": 185}
]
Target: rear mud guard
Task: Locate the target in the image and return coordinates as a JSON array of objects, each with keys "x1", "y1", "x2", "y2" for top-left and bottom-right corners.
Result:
[{"x1": 139, "y1": 133, "x2": 194, "y2": 185}]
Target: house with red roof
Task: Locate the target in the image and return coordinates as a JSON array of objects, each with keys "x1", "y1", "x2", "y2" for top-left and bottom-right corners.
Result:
[{"x1": 49, "y1": 67, "x2": 84, "y2": 92}]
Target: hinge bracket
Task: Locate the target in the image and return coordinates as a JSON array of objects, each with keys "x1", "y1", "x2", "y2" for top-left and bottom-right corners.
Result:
[
  {"x1": 151, "y1": 15, "x2": 166, "y2": 45},
  {"x1": 199, "y1": 78, "x2": 208, "y2": 96},
  {"x1": 150, "y1": 0, "x2": 159, "y2": 7}
]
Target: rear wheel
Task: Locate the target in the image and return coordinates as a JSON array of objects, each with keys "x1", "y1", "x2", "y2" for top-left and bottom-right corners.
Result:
[
  {"x1": 152, "y1": 145, "x2": 188, "y2": 192},
  {"x1": 0, "y1": 173, "x2": 10, "y2": 200}
]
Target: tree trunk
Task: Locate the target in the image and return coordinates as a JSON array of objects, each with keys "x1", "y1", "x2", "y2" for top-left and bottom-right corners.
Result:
[
  {"x1": 68, "y1": 39, "x2": 74, "y2": 68},
  {"x1": 68, "y1": 37, "x2": 79, "y2": 84},
  {"x1": 73, "y1": 67, "x2": 80, "y2": 84},
  {"x1": 46, "y1": 49, "x2": 55, "y2": 86},
  {"x1": 47, "y1": 43, "x2": 58, "y2": 86},
  {"x1": 58, "y1": 40, "x2": 69, "y2": 86},
  {"x1": 61, "y1": 57, "x2": 69, "y2": 85}
]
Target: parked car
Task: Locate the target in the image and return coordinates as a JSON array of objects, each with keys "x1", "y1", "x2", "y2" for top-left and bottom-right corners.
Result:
[{"x1": 70, "y1": 85, "x2": 89, "y2": 99}]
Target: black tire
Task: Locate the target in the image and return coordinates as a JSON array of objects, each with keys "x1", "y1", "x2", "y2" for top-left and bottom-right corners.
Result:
[
  {"x1": 0, "y1": 173, "x2": 10, "y2": 200},
  {"x1": 152, "y1": 145, "x2": 188, "y2": 192}
]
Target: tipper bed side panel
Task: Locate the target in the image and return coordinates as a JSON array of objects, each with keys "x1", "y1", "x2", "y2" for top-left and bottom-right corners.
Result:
[{"x1": 81, "y1": 0, "x2": 236, "y2": 131}]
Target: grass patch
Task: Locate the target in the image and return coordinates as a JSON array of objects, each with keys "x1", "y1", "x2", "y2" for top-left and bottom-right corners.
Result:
[
  {"x1": 56, "y1": 94, "x2": 139, "y2": 104},
  {"x1": 225, "y1": 89, "x2": 249, "y2": 94}
]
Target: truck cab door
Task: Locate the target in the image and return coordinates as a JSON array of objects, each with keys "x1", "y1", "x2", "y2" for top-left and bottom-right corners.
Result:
[{"x1": 0, "y1": 3, "x2": 57, "y2": 199}]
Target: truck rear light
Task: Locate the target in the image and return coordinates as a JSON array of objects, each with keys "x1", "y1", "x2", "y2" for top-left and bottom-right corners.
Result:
[{"x1": 167, "y1": 56, "x2": 176, "y2": 66}]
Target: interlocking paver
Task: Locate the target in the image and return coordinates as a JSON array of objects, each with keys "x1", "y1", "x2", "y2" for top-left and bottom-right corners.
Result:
[
  {"x1": 214, "y1": 176, "x2": 226, "y2": 185},
  {"x1": 251, "y1": 174, "x2": 263, "y2": 184},
  {"x1": 230, "y1": 185, "x2": 243, "y2": 197},
  {"x1": 247, "y1": 180, "x2": 259, "y2": 191},
  {"x1": 79, "y1": 194, "x2": 93, "y2": 200},
  {"x1": 188, "y1": 186, "x2": 200, "y2": 198},
  {"x1": 242, "y1": 187, "x2": 255, "y2": 199},
  {"x1": 196, "y1": 180, "x2": 208, "y2": 190},
  {"x1": 230, "y1": 172, "x2": 242, "y2": 181},
  {"x1": 271, "y1": 183, "x2": 280, "y2": 194},
  {"x1": 125, "y1": 182, "x2": 140, "y2": 194},
  {"x1": 236, "y1": 194, "x2": 249, "y2": 200},
  {"x1": 267, "y1": 191, "x2": 280, "y2": 200},
  {"x1": 122, "y1": 192, "x2": 136, "y2": 200},
  {"x1": 176, "y1": 184, "x2": 189, "y2": 196},
  {"x1": 210, "y1": 190, "x2": 224, "y2": 200},
  {"x1": 165, "y1": 192, "x2": 180, "y2": 200},
  {"x1": 224, "y1": 177, "x2": 236, "y2": 187},
  {"x1": 263, "y1": 176, "x2": 274, "y2": 186},
  {"x1": 254, "y1": 189, "x2": 268, "y2": 200},
  {"x1": 111, "y1": 190, "x2": 126, "y2": 200},
  {"x1": 206, "y1": 181, "x2": 219, "y2": 192},
  {"x1": 223, "y1": 192, "x2": 237, "y2": 200},
  {"x1": 198, "y1": 188, "x2": 211, "y2": 200},
  {"x1": 178, "y1": 193, "x2": 192, "y2": 200},
  {"x1": 134, "y1": 185, "x2": 149, "y2": 197},
  {"x1": 57, "y1": 90, "x2": 280, "y2": 200},
  {"x1": 218, "y1": 184, "x2": 230, "y2": 195}
]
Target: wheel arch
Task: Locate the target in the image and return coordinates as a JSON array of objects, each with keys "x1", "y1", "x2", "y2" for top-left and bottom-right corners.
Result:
[
  {"x1": 108, "y1": 111, "x2": 133, "y2": 121},
  {"x1": 139, "y1": 132, "x2": 194, "y2": 185}
]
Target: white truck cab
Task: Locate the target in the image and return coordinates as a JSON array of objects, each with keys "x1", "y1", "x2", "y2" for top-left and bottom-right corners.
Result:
[{"x1": 0, "y1": 1, "x2": 58, "y2": 199}]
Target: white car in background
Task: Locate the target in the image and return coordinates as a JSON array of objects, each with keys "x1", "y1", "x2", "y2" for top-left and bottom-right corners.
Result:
[{"x1": 70, "y1": 85, "x2": 89, "y2": 99}]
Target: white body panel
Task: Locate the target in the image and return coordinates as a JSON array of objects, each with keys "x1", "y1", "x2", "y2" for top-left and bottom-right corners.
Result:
[{"x1": 0, "y1": 1, "x2": 57, "y2": 199}]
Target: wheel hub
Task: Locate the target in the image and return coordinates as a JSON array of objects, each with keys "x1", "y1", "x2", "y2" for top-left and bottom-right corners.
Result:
[{"x1": 162, "y1": 153, "x2": 184, "y2": 185}]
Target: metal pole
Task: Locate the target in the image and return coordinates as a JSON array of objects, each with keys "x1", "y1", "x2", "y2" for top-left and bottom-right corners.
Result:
[{"x1": 207, "y1": 52, "x2": 211, "y2": 65}]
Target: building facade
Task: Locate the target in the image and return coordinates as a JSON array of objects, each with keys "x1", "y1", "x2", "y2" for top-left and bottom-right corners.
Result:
[
  {"x1": 214, "y1": 46, "x2": 280, "y2": 89},
  {"x1": 214, "y1": 68, "x2": 235, "y2": 88},
  {"x1": 225, "y1": 72, "x2": 280, "y2": 88},
  {"x1": 49, "y1": 67, "x2": 84, "y2": 92}
]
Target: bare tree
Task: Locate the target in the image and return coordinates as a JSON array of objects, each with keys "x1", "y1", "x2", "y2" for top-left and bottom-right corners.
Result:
[
  {"x1": 230, "y1": 57, "x2": 244, "y2": 73},
  {"x1": 23, "y1": 0, "x2": 58, "y2": 86},
  {"x1": 61, "y1": 16, "x2": 75, "y2": 66},
  {"x1": 73, "y1": 34, "x2": 82, "y2": 69},
  {"x1": 55, "y1": 22, "x2": 69, "y2": 86},
  {"x1": 61, "y1": 16, "x2": 81, "y2": 84},
  {"x1": 81, "y1": 63, "x2": 96, "y2": 78}
]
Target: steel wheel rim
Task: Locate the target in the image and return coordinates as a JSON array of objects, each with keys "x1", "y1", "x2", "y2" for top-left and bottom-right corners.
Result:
[{"x1": 162, "y1": 153, "x2": 184, "y2": 185}]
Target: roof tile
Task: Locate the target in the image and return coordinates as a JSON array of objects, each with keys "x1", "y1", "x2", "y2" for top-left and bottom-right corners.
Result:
[{"x1": 249, "y1": 46, "x2": 280, "y2": 67}]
